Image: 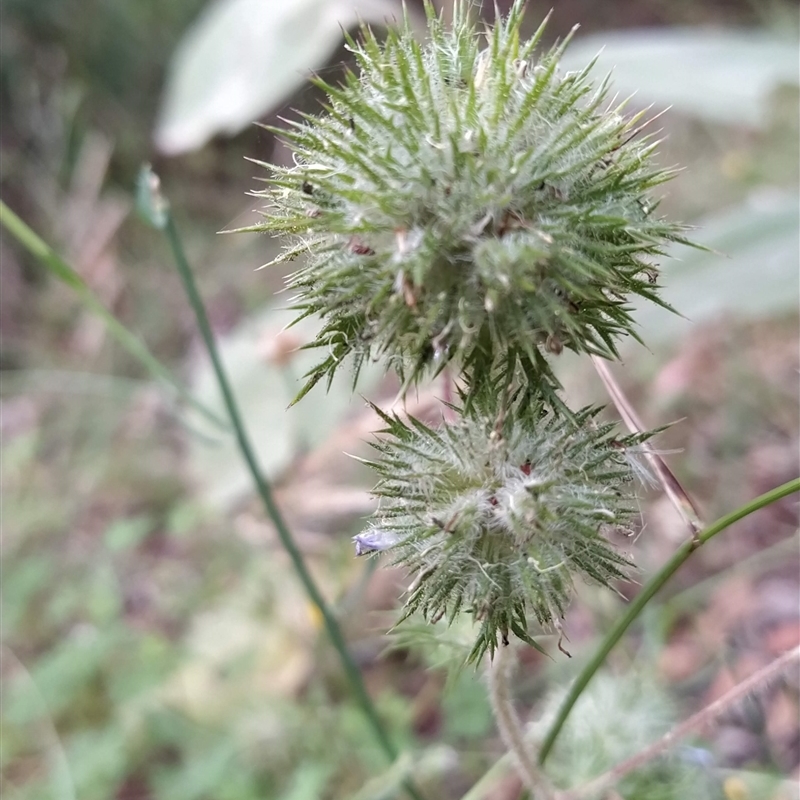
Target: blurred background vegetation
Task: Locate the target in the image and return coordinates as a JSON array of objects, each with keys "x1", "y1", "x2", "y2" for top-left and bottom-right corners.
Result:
[{"x1": 2, "y1": 1, "x2": 798, "y2": 799}]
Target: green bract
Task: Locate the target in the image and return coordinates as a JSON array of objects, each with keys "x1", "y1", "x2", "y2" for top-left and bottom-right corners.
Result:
[
  {"x1": 360, "y1": 394, "x2": 646, "y2": 663},
  {"x1": 252, "y1": 1, "x2": 687, "y2": 401}
]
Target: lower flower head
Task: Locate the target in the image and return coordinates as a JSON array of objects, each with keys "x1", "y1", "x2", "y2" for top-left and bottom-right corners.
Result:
[{"x1": 361, "y1": 392, "x2": 647, "y2": 662}]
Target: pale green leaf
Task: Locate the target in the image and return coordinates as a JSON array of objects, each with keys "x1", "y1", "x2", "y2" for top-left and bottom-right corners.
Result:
[
  {"x1": 632, "y1": 190, "x2": 800, "y2": 344},
  {"x1": 561, "y1": 29, "x2": 798, "y2": 128},
  {"x1": 187, "y1": 304, "x2": 383, "y2": 510},
  {"x1": 155, "y1": 0, "x2": 406, "y2": 154}
]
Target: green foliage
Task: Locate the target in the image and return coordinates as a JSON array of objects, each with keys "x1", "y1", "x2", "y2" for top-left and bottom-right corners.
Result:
[
  {"x1": 441, "y1": 671, "x2": 493, "y2": 740},
  {"x1": 253, "y1": 0, "x2": 689, "y2": 401},
  {"x1": 2, "y1": 0, "x2": 207, "y2": 177},
  {"x1": 2, "y1": 528, "x2": 421, "y2": 800},
  {"x1": 0, "y1": 407, "x2": 420, "y2": 800},
  {"x1": 5, "y1": 0, "x2": 799, "y2": 797}
]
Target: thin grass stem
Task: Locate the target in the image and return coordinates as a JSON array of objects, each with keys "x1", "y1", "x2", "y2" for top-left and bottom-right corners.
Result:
[
  {"x1": 591, "y1": 355, "x2": 702, "y2": 534},
  {"x1": 160, "y1": 209, "x2": 426, "y2": 800},
  {"x1": 538, "y1": 477, "x2": 800, "y2": 763},
  {"x1": 0, "y1": 201, "x2": 228, "y2": 431}
]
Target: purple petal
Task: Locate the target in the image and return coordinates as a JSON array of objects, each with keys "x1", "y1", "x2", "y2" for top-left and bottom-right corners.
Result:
[{"x1": 353, "y1": 529, "x2": 400, "y2": 556}]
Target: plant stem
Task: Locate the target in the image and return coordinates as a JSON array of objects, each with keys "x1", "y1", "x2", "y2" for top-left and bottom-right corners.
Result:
[
  {"x1": 459, "y1": 752, "x2": 514, "y2": 800},
  {"x1": 565, "y1": 645, "x2": 800, "y2": 799},
  {"x1": 488, "y1": 643, "x2": 555, "y2": 800},
  {"x1": 0, "y1": 200, "x2": 228, "y2": 432},
  {"x1": 591, "y1": 355, "x2": 702, "y2": 534},
  {"x1": 538, "y1": 477, "x2": 800, "y2": 764},
  {"x1": 160, "y1": 213, "x2": 425, "y2": 800}
]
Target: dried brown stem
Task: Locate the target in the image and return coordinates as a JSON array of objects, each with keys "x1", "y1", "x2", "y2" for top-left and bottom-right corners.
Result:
[
  {"x1": 565, "y1": 645, "x2": 800, "y2": 799},
  {"x1": 591, "y1": 355, "x2": 703, "y2": 536}
]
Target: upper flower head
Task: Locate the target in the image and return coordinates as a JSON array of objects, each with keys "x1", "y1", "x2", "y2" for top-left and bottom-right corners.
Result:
[{"x1": 253, "y1": 1, "x2": 689, "y2": 403}]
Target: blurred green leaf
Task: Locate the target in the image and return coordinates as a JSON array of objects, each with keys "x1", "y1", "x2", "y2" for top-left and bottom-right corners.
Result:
[
  {"x1": 85, "y1": 564, "x2": 124, "y2": 625},
  {"x1": 350, "y1": 745, "x2": 457, "y2": 800},
  {"x1": 561, "y1": 28, "x2": 798, "y2": 128},
  {"x1": 2, "y1": 555, "x2": 53, "y2": 635},
  {"x1": 278, "y1": 763, "x2": 335, "y2": 800},
  {"x1": 154, "y1": 0, "x2": 407, "y2": 155},
  {"x1": 442, "y1": 671, "x2": 493, "y2": 741},
  {"x1": 153, "y1": 737, "x2": 240, "y2": 800},
  {"x1": 349, "y1": 753, "x2": 414, "y2": 800},
  {"x1": 632, "y1": 190, "x2": 800, "y2": 345},
  {"x1": 104, "y1": 515, "x2": 155, "y2": 552},
  {"x1": 106, "y1": 633, "x2": 175, "y2": 705},
  {"x1": 41, "y1": 564, "x2": 122, "y2": 630},
  {"x1": 187, "y1": 304, "x2": 383, "y2": 510},
  {"x1": 66, "y1": 726, "x2": 128, "y2": 800},
  {"x1": 7, "y1": 630, "x2": 122, "y2": 725},
  {"x1": 166, "y1": 501, "x2": 205, "y2": 538}
]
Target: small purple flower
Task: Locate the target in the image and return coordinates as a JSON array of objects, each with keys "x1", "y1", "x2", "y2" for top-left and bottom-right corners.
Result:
[{"x1": 353, "y1": 529, "x2": 401, "y2": 556}]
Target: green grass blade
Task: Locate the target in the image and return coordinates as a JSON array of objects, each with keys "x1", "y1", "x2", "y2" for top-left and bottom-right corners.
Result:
[
  {"x1": 146, "y1": 170, "x2": 425, "y2": 800},
  {"x1": 0, "y1": 200, "x2": 228, "y2": 431}
]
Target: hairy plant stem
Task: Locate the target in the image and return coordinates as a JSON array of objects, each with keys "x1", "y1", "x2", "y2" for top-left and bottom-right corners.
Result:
[
  {"x1": 488, "y1": 643, "x2": 555, "y2": 800},
  {"x1": 159, "y1": 211, "x2": 425, "y2": 800},
  {"x1": 539, "y1": 476, "x2": 800, "y2": 763},
  {"x1": 565, "y1": 645, "x2": 800, "y2": 799}
]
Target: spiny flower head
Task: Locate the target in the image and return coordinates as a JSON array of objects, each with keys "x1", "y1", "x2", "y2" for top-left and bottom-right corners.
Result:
[
  {"x1": 537, "y1": 670, "x2": 719, "y2": 798},
  {"x1": 358, "y1": 391, "x2": 648, "y2": 663},
  {"x1": 252, "y1": 0, "x2": 688, "y2": 401}
]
